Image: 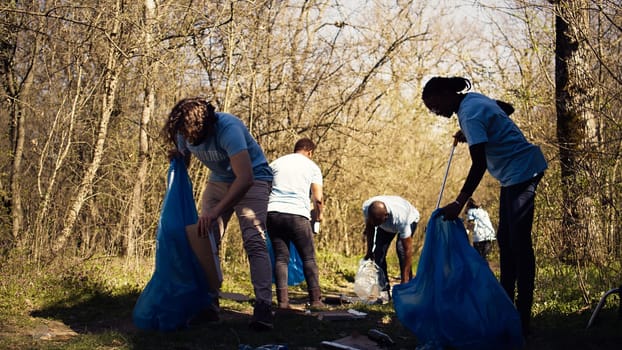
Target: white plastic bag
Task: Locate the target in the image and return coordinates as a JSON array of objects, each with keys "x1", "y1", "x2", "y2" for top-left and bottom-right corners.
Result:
[{"x1": 353, "y1": 259, "x2": 387, "y2": 301}]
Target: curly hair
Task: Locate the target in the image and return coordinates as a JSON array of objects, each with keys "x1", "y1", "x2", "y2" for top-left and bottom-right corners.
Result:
[
  {"x1": 421, "y1": 76, "x2": 471, "y2": 100},
  {"x1": 162, "y1": 97, "x2": 217, "y2": 146}
]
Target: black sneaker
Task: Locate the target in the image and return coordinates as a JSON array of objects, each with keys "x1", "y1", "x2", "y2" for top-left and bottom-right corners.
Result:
[
  {"x1": 249, "y1": 300, "x2": 273, "y2": 331},
  {"x1": 188, "y1": 305, "x2": 221, "y2": 327}
]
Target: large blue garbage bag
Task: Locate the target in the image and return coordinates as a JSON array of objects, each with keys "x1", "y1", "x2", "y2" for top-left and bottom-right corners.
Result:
[
  {"x1": 393, "y1": 209, "x2": 523, "y2": 350},
  {"x1": 132, "y1": 158, "x2": 212, "y2": 331},
  {"x1": 266, "y1": 236, "x2": 305, "y2": 286}
]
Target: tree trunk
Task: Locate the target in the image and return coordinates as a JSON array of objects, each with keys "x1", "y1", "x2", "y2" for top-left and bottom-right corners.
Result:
[
  {"x1": 554, "y1": 0, "x2": 594, "y2": 261},
  {"x1": 125, "y1": 0, "x2": 158, "y2": 261},
  {"x1": 52, "y1": 0, "x2": 123, "y2": 255},
  {"x1": 3, "y1": 19, "x2": 38, "y2": 247}
]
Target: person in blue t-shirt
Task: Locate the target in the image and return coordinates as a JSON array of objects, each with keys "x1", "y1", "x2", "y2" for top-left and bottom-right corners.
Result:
[
  {"x1": 422, "y1": 76, "x2": 548, "y2": 336},
  {"x1": 163, "y1": 97, "x2": 274, "y2": 331}
]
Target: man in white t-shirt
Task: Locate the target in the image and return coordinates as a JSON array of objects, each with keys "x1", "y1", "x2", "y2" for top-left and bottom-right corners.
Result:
[
  {"x1": 267, "y1": 138, "x2": 324, "y2": 310},
  {"x1": 464, "y1": 198, "x2": 496, "y2": 261}
]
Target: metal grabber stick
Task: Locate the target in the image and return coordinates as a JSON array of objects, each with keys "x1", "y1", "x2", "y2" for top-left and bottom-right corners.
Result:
[{"x1": 436, "y1": 140, "x2": 457, "y2": 209}]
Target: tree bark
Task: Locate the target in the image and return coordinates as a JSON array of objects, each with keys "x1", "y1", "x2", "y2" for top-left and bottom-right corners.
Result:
[
  {"x1": 52, "y1": 0, "x2": 123, "y2": 255},
  {"x1": 554, "y1": 0, "x2": 594, "y2": 260},
  {"x1": 125, "y1": 0, "x2": 158, "y2": 261}
]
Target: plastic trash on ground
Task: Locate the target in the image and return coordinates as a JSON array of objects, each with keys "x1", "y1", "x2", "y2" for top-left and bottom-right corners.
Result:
[
  {"x1": 132, "y1": 158, "x2": 213, "y2": 331},
  {"x1": 353, "y1": 258, "x2": 387, "y2": 302},
  {"x1": 393, "y1": 209, "x2": 524, "y2": 350}
]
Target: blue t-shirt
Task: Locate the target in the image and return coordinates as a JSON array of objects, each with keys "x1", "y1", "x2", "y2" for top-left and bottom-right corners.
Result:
[
  {"x1": 458, "y1": 93, "x2": 548, "y2": 186},
  {"x1": 177, "y1": 112, "x2": 273, "y2": 183},
  {"x1": 362, "y1": 195, "x2": 420, "y2": 239}
]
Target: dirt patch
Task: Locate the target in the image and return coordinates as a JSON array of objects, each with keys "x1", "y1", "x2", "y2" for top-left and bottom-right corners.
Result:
[{"x1": 0, "y1": 317, "x2": 78, "y2": 341}]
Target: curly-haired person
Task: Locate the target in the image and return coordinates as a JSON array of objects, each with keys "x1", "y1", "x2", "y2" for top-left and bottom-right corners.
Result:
[{"x1": 163, "y1": 97, "x2": 274, "y2": 331}]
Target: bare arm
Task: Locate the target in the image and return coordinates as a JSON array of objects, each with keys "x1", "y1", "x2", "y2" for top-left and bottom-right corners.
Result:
[
  {"x1": 400, "y1": 236, "x2": 414, "y2": 283},
  {"x1": 310, "y1": 182, "x2": 324, "y2": 222},
  {"x1": 363, "y1": 219, "x2": 375, "y2": 260}
]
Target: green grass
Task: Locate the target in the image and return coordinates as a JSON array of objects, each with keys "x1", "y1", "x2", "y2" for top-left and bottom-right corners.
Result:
[{"x1": 1, "y1": 252, "x2": 621, "y2": 350}]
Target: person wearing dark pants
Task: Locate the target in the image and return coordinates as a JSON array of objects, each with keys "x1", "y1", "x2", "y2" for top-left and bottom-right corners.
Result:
[
  {"x1": 267, "y1": 212, "x2": 322, "y2": 307},
  {"x1": 464, "y1": 198, "x2": 496, "y2": 261},
  {"x1": 498, "y1": 173, "x2": 543, "y2": 335},
  {"x1": 422, "y1": 76, "x2": 548, "y2": 337},
  {"x1": 362, "y1": 196, "x2": 420, "y2": 298},
  {"x1": 267, "y1": 138, "x2": 325, "y2": 310},
  {"x1": 368, "y1": 221, "x2": 418, "y2": 294}
]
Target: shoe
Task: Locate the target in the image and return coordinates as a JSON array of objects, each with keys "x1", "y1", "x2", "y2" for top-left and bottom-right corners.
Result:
[
  {"x1": 308, "y1": 300, "x2": 327, "y2": 311},
  {"x1": 249, "y1": 300, "x2": 273, "y2": 331},
  {"x1": 188, "y1": 306, "x2": 221, "y2": 326}
]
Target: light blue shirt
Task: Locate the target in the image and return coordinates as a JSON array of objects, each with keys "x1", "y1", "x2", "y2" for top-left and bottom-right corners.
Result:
[
  {"x1": 362, "y1": 195, "x2": 420, "y2": 239},
  {"x1": 458, "y1": 92, "x2": 548, "y2": 186},
  {"x1": 177, "y1": 112, "x2": 273, "y2": 183}
]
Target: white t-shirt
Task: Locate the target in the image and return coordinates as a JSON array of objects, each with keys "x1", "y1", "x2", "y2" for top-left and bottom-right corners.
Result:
[
  {"x1": 268, "y1": 153, "x2": 322, "y2": 219},
  {"x1": 362, "y1": 195, "x2": 420, "y2": 239},
  {"x1": 466, "y1": 207, "x2": 496, "y2": 242}
]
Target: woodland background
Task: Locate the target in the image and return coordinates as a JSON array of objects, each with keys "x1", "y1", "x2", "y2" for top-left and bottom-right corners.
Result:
[{"x1": 0, "y1": 0, "x2": 620, "y2": 311}]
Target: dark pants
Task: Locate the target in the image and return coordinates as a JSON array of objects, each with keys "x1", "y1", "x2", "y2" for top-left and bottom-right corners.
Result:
[
  {"x1": 497, "y1": 173, "x2": 543, "y2": 334},
  {"x1": 371, "y1": 223, "x2": 417, "y2": 291},
  {"x1": 266, "y1": 212, "x2": 320, "y2": 291},
  {"x1": 473, "y1": 240, "x2": 493, "y2": 261}
]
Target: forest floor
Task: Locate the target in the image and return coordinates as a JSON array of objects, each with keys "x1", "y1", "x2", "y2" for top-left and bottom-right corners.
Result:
[{"x1": 0, "y1": 254, "x2": 621, "y2": 349}]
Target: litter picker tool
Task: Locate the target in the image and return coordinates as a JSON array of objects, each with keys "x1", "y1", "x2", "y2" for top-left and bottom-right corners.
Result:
[{"x1": 436, "y1": 139, "x2": 457, "y2": 209}]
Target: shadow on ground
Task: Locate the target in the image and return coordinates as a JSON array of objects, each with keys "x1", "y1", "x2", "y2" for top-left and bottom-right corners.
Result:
[
  {"x1": 23, "y1": 284, "x2": 622, "y2": 350},
  {"x1": 26, "y1": 286, "x2": 415, "y2": 349}
]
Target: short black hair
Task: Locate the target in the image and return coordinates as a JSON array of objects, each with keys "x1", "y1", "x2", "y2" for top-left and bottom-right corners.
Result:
[
  {"x1": 422, "y1": 76, "x2": 471, "y2": 100},
  {"x1": 294, "y1": 138, "x2": 316, "y2": 152},
  {"x1": 466, "y1": 197, "x2": 479, "y2": 209}
]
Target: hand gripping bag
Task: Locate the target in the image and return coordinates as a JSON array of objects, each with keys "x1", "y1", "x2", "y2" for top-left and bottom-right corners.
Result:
[
  {"x1": 132, "y1": 158, "x2": 213, "y2": 331},
  {"x1": 266, "y1": 235, "x2": 305, "y2": 286},
  {"x1": 393, "y1": 209, "x2": 523, "y2": 350}
]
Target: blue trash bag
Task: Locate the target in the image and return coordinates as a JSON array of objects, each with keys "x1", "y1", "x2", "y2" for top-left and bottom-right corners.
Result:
[
  {"x1": 132, "y1": 158, "x2": 213, "y2": 331},
  {"x1": 265, "y1": 235, "x2": 305, "y2": 286},
  {"x1": 393, "y1": 209, "x2": 524, "y2": 350}
]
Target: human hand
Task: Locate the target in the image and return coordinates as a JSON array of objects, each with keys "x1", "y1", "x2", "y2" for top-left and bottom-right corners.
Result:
[
  {"x1": 197, "y1": 212, "x2": 218, "y2": 238},
  {"x1": 453, "y1": 130, "x2": 466, "y2": 145},
  {"x1": 439, "y1": 201, "x2": 462, "y2": 221},
  {"x1": 168, "y1": 148, "x2": 183, "y2": 161}
]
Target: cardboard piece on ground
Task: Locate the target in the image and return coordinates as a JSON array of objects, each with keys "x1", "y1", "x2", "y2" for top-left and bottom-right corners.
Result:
[
  {"x1": 219, "y1": 291, "x2": 250, "y2": 302},
  {"x1": 317, "y1": 310, "x2": 366, "y2": 321},
  {"x1": 185, "y1": 224, "x2": 223, "y2": 292},
  {"x1": 323, "y1": 293, "x2": 355, "y2": 305},
  {"x1": 321, "y1": 333, "x2": 383, "y2": 350}
]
